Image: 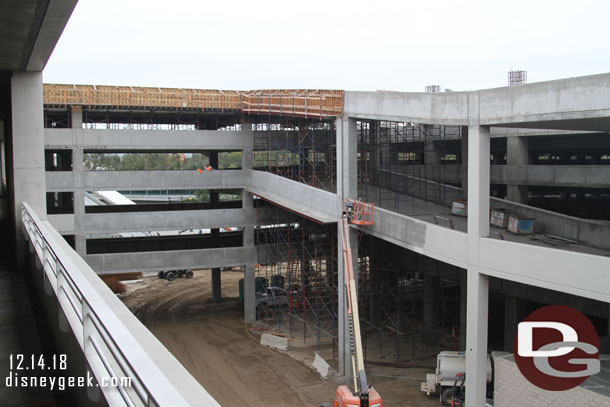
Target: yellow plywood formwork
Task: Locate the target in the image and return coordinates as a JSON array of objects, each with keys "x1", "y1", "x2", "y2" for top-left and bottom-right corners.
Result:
[
  {"x1": 43, "y1": 84, "x2": 344, "y2": 117},
  {"x1": 240, "y1": 89, "x2": 344, "y2": 118},
  {"x1": 44, "y1": 84, "x2": 242, "y2": 111}
]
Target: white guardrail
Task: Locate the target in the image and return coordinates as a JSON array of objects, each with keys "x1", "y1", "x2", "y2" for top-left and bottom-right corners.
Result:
[{"x1": 22, "y1": 202, "x2": 220, "y2": 407}]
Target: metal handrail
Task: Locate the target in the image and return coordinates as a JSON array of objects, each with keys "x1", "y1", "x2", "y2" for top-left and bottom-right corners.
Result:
[{"x1": 22, "y1": 202, "x2": 219, "y2": 407}]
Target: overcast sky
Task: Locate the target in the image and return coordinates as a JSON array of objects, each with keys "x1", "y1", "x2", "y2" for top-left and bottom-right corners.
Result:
[{"x1": 43, "y1": 0, "x2": 610, "y2": 92}]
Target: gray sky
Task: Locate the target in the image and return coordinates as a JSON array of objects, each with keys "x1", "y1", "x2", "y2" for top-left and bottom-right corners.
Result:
[{"x1": 43, "y1": 0, "x2": 610, "y2": 92}]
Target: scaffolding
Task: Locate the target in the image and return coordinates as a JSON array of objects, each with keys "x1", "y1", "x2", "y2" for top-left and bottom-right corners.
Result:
[
  {"x1": 357, "y1": 120, "x2": 463, "y2": 214},
  {"x1": 508, "y1": 70, "x2": 527, "y2": 86},
  {"x1": 253, "y1": 117, "x2": 336, "y2": 192},
  {"x1": 254, "y1": 199, "x2": 462, "y2": 365},
  {"x1": 357, "y1": 234, "x2": 462, "y2": 365},
  {"x1": 254, "y1": 201, "x2": 338, "y2": 353}
]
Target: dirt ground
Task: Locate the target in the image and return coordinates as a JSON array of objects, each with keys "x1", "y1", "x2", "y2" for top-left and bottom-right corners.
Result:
[{"x1": 122, "y1": 270, "x2": 440, "y2": 407}]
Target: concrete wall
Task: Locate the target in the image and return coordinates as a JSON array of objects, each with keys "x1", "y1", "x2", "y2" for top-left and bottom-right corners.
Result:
[
  {"x1": 478, "y1": 73, "x2": 610, "y2": 129},
  {"x1": 494, "y1": 354, "x2": 609, "y2": 407},
  {"x1": 490, "y1": 197, "x2": 610, "y2": 249},
  {"x1": 491, "y1": 165, "x2": 610, "y2": 187},
  {"x1": 344, "y1": 90, "x2": 469, "y2": 125},
  {"x1": 345, "y1": 73, "x2": 610, "y2": 131}
]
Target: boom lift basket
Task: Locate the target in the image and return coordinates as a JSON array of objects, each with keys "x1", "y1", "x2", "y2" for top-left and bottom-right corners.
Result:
[{"x1": 344, "y1": 199, "x2": 375, "y2": 225}]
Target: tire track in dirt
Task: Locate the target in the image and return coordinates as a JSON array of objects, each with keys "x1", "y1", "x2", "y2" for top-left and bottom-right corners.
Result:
[{"x1": 123, "y1": 271, "x2": 338, "y2": 407}]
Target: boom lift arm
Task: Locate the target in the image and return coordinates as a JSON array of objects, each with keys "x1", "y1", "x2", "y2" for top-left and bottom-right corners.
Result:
[{"x1": 334, "y1": 200, "x2": 382, "y2": 407}]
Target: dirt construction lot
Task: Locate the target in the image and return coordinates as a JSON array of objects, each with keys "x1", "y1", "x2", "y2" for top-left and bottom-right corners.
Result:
[{"x1": 123, "y1": 270, "x2": 439, "y2": 407}]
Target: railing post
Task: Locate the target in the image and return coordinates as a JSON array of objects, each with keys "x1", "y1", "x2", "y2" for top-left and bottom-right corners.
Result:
[
  {"x1": 81, "y1": 301, "x2": 102, "y2": 403},
  {"x1": 57, "y1": 268, "x2": 70, "y2": 334}
]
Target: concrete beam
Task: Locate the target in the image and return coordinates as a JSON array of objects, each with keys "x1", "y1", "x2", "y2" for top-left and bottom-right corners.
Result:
[
  {"x1": 25, "y1": 0, "x2": 78, "y2": 71},
  {"x1": 248, "y1": 170, "x2": 337, "y2": 223},
  {"x1": 344, "y1": 90, "x2": 469, "y2": 125},
  {"x1": 45, "y1": 128, "x2": 253, "y2": 151},
  {"x1": 478, "y1": 73, "x2": 610, "y2": 130},
  {"x1": 84, "y1": 208, "x2": 250, "y2": 234},
  {"x1": 46, "y1": 169, "x2": 248, "y2": 191},
  {"x1": 85, "y1": 247, "x2": 247, "y2": 274},
  {"x1": 479, "y1": 238, "x2": 610, "y2": 303},
  {"x1": 47, "y1": 213, "x2": 75, "y2": 232},
  {"x1": 490, "y1": 128, "x2": 606, "y2": 139},
  {"x1": 345, "y1": 73, "x2": 610, "y2": 131},
  {"x1": 491, "y1": 279, "x2": 609, "y2": 320},
  {"x1": 360, "y1": 206, "x2": 467, "y2": 269}
]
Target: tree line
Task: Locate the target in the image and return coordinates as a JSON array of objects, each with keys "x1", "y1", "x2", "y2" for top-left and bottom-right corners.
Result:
[{"x1": 84, "y1": 152, "x2": 242, "y2": 171}]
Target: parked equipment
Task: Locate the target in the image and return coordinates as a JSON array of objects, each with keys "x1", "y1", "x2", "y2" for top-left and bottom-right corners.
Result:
[
  {"x1": 450, "y1": 373, "x2": 466, "y2": 407},
  {"x1": 158, "y1": 269, "x2": 193, "y2": 281},
  {"x1": 238, "y1": 277, "x2": 268, "y2": 304},
  {"x1": 420, "y1": 351, "x2": 493, "y2": 406},
  {"x1": 334, "y1": 200, "x2": 382, "y2": 407}
]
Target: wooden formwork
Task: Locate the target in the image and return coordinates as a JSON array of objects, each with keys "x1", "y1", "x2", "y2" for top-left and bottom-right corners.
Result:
[
  {"x1": 241, "y1": 89, "x2": 343, "y2": 118},
  {"x1": 43, "y1": 84, "x2": 242, "y2": 111},
  {"x1": 43, "y1": 84, "x2": 344, "y2": 117}
]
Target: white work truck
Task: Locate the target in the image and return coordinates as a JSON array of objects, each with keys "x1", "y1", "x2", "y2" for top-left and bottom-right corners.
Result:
[{"x1": 421, "y1": 351, "x2": 493, "y2": 406}]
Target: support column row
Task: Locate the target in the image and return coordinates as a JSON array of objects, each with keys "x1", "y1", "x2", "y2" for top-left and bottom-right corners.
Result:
[
  {"x1": 465, "y1": 124, "x2": 490, "y2": 407},
  {"x1": 336, "y1": 116, "x2": 358, "y2": 377},
  {"x1": 11, "y1": 72, "x2": 46, "y2": 270}
]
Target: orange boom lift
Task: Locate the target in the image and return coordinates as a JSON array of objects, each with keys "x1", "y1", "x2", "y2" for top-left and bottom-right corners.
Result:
[{"x1": 334, "y1": 199, "x2": 382, "y2": 407}]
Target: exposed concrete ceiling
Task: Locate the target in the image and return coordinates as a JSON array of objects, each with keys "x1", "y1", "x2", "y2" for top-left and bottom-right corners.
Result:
[{"x1": 0, "y1": 0, "x2": 77, "y2": 72}]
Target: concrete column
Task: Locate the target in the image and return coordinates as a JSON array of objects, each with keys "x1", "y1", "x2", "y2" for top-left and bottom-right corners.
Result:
[
  {"x1": 504, "y1": 295, "x2": 526, "y2": 351},
  {"x1": 72, "y1": 146, "x2": 86, "y2": 256},
  {"x1": 11, "y1": 72, "x2": 46, "y2": 269},
  {"x1": 212, "y1": 268, "x2": 221, "y2": 302},
  {"x1": 209, "y1": 151, "x2": 219, "y2": 170},
  {"x1": 506, "y1": 136, "x2": 529, "y2": 203},
  {"x1": 336, "y1": 116, "x2": 358, "y2": 377},
  {"x1": 210, "y1": 187, "x2": 221, "y2": 303},
  {"x1": 243, "y1": 192, "x2": 256, "y2": 323},
  {"x1": 607, "y1": 304, "x2": 610, "y2": 336},
  {"x1": 0, "y1": 124, "x2": 5, "y2": 223},
  {"x1": 0, "y1": 124, "x2": 5, "y2": 197},
  {"x1": 423, "y1": 125, "x2": 442, "y2": 169},
  {"x1": 460, "y1": 126, "x2": 468, "y2": 196},
  {"x1": 241, "y1": 121, "x2": 256, "y2": 322},
  {"x1": 241, "y1": 122, "x2": 253, "y2": 171},
  {"x1": 465, "y1": 124, "x2": 490, "y2": 407},
  {"x1": 71, "y1": 106, "x2": 83, "y2": 129},
  {"x1": 458, "y1": 268, "x2": 467, "y2": 349},
  {"x1": 423, "y1": 273, "x2": 441, "y2": 329}
]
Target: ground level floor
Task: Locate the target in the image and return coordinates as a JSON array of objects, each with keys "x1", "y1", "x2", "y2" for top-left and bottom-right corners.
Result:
[{"x1": 122, "y1": 269, "x2": 439, "y2": 406}]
